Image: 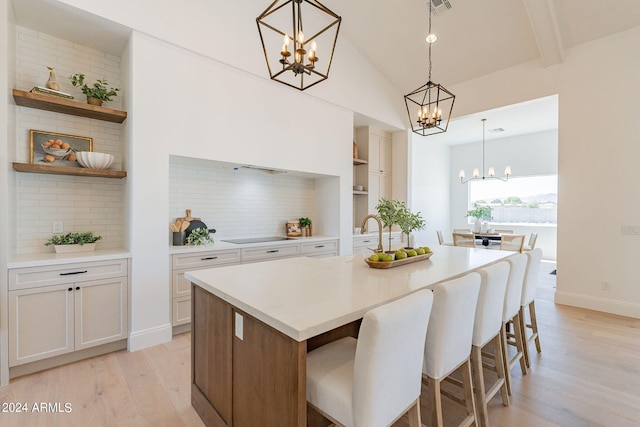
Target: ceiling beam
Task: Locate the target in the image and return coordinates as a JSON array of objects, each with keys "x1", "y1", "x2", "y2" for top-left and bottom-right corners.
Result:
[{"x1": 523, "y1": 0, "x2": 565, "y2": 67}]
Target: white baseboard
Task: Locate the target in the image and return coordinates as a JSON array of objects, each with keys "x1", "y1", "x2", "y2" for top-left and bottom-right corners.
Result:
[
  {"x1": 555, "y1": 291, "x2": 640, "y2": 319},
  {"x1": 128, "y1": 323, "x2": 173, "y2": 352}
]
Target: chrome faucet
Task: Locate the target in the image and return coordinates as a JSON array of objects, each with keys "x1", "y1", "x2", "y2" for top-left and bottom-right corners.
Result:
[{"x1": 360, "y1": 214, "x2": 384, "y2": 253}]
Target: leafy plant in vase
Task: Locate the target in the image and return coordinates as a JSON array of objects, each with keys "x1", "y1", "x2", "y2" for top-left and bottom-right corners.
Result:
[
  {"x1": 44, "y1": 231, "x2": 102, "y2": 254},
  {"x1": 299, "y1": 217, "x2": 312, "y2": 236},
  {"x1": 375, "y1": 198, "x2": 403, "y2": 253},
  {"x1": 397, "y1": 203, "x2": 426, "y2": 249},
  {"x1": 466, "y1": 204, "x2": 493, "y2": 233},
  {"x1": 69, "y1": 73, "x2": 119, "y2": 106},
  {"x1": 187, "y1": 227, "x2": 214, "y2": 246}
]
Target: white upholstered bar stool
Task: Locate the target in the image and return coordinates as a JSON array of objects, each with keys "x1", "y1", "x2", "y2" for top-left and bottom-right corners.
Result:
[
  {"x1": 472, "y1": 262, "x2": 511, "y2": 427},
  {"x1": 437, "y1": 230, "x2": 454, "y2": 246},
  {"x1": 453, "y1": 232, "x2": 476, "y2": 248},
  {"x1": 500, "y1": 235, "x2": 525, "y2": 252},
  {"x1": 520, "y1": 248, "x2": 543, "y2": 368},
  {"x1": 306, "y1": 289, "x2": 434, "y2": 427},
  {"x1": 501, "y1": 253, "x2": 528, "y2": 395},
  {"x1": 422, "y1": 273, "x2": 481, "y2": 427}
]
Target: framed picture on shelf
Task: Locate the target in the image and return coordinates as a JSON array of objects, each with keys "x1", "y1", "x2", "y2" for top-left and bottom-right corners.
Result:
[
  {"x1": 286, "y1": 220, "x2": 302, "y2": 237},
  {"x1": 30, "y1": 129, "x2": 93, "y2": 167}
]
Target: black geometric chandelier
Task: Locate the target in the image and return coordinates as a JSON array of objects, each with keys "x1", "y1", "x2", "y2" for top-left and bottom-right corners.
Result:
[
  {"x1": 404, "y1": 1, "x2": 455, "y2": 136},
  {"x1": 257, "y1": 0, "x2": 341, "y2": 91}
]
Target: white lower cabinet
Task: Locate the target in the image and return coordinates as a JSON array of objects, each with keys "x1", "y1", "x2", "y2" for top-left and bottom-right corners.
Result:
[
  {"x1": 353, "y1": 232, "x2": 403, "y2": 255},
  {"x1": 8, "y1": 259, "x2": 128, "y2": 367}
]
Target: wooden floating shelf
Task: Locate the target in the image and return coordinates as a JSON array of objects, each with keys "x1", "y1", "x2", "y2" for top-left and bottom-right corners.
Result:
[
  {"x1": 12, "y1": 162, "x2": 127, "y2": 179},
  {"x1": 353, "y1": 158, "x2": 368, "y2": 165},
  {"x1": 352, "y1": 191, "x2": 368, "y2": 195},
  {"x1": 12, "y1": 89, "x2": 127, "y2": 123}
]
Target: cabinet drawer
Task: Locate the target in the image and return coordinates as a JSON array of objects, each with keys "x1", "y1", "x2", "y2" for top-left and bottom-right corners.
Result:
[
  {"x1": 353, "y1": 236, "x2": 379, "y2": 248},
  {"x1": 173, "y1": 296, "x2": 192, "y2": 326},
  {"x1": 301, "y1": 240, "x2": 337, "y2": 255},
  {"x1": 241, "y1": 244, "x2": 300, "y2": 262},
  {"x1": 9, "y1": 259, "x2": 128, "y2": 291},
  {"x1": 172, "y1": 250, "x2": 241, "y2": 270}
]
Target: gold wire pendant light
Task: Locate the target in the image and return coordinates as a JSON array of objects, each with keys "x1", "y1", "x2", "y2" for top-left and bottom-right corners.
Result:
[
  {"x1": 404, "y1": 1, "x2": 455, "y2": 136},
  {"x1": 257, "y1": 0, "x2": 341, "y2": 91}
]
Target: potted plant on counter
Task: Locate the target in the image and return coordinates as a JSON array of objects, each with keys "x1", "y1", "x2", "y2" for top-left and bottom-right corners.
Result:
[
  {"x1": 466, "y1": 203, "x2": 493, "y2": 233},
  {"x1": 69, "y1": 73, "x2": 119, "y2": 106},
  {"x1": 375, "y1": 198, "x2": 403, "y2": 253},
  {"x1": 44, "y1": 231, "x2": 102, "y2": 254},
  {"x1": 299, "y1": 217, "x2": 313, "y2": 236},
  {"x1": 187, "y1": 227, "x2": 214, "y2": 246},
  {"x1": 397, "y1": 204, "x2": 426, "y2": 249}
]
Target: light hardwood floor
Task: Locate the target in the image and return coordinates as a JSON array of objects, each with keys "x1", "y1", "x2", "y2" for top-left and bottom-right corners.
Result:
[{"x1": 1, "y1": 261, "x2": 639, "y2": 426}]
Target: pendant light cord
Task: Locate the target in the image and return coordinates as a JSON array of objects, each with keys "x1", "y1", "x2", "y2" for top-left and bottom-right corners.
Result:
[{"x1": 428, "y1": 1, "x2": 432, "y2": 81}]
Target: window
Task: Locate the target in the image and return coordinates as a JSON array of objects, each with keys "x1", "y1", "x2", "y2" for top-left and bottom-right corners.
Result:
[{"x1": 469, "y1": 175, "x2": 557, "y2": 224}]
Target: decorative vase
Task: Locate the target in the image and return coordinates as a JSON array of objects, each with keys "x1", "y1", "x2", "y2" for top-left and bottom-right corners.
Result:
[
  {"x1": 473, "y1": 219, "x2": 482, "y2": 233},
  {"x1": 481, "y1": 221, "x2": 489, "y2": 233},
  {"x1": 87, "y1": 97, "x2": 103, "y2": 106},
  {"x1": 53, "y1": 243, "x2": 96, "y2": 254},
  {"x1": 309, "y1": 224, "x2": 313, "y2": 236},
  {"x1": 45, "y1": 66, "x2": 60, "y2": 91}
]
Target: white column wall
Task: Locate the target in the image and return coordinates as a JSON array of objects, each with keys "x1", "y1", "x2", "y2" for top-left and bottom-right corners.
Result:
[
  {"x1": 126, "y1": 33, "x2": 353, "y2": 349},
  {"x1": 449, "y1": 27, "x2": 640, "y2": 318}
]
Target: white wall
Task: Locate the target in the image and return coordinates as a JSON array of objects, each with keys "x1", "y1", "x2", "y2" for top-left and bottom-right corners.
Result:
[
  {"x1": 410, "y1": 136, "x2": 451, "y2": 248},
  {"x1": 449, "y1": 27, "x2": 640, "y2": 318},
  {"x1": 126, "y1": 32, "x2": 354, "y2": 349},
  {"x1": 55, "y1": 0, "x2": 407, "y2": 130},
  {"x1": 450, "y1": 129, "x2": 558, "y2": 259},
  {"x1": 169, "y1": 156, "x2": 318, "y2": 239}
]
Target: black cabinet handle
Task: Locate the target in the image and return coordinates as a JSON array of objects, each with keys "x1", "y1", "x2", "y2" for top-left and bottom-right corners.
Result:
[
  {"x1": 314, "y1": 245, "x2": 325, "y2": 248},
  {"x1": 68, "y1": 287, "x2": 73, "y2": 292},
  {"x1": 75, "y1": 286, "x2": 80, "y2": 290},
  {"x1": 362, "y1": 240, "x2": 371, "y2": 243},
  {"x1": 201, "y1": 256, "x2": 218, "y2": 261},
  {"x1": 266, "y1": 250, "x2": 279, "y2": 253},
  {"x1": 60, "y1": 270, "x2": 87, "y2": 276}
]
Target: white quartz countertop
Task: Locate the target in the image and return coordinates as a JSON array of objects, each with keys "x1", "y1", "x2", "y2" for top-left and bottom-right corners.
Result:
[
  {"x1": 8, "y1": 249, "x2": 131, "y2": 269},
  {"x1": 169, "y1": 235, "x2": 338, "y2": 255},
  {"x1": 186, "y1": 245, "x2": 513, "y2": 342}
]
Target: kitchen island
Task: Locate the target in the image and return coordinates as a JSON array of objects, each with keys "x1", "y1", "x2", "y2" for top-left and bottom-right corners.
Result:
[{"x1": 186, "y1": 246, "x2": 514, "y2": 426}]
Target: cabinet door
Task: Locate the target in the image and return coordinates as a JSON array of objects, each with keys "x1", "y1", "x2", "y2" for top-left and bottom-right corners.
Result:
[
  {"x1": 9, "y1": 284, "x2": 74, "y2": 366},
  {"x1": 75, "y1": 277, "x2": 128, "y2": 350},
  {"x1": 369, "y1": 135, "x2": 392, "y2": 174},
  {"x1": 379, "y1": 136, "x2": 392, "y2": 174}
]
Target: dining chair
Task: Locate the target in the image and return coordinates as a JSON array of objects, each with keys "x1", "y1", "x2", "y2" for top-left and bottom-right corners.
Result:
[
  {"x1": 422, "y1": 272, "x2": 481, "y2": 427},
  {"x1": 520, "y1": 248, "x2": 543, "y2": 368},
  {"x1": 500, "y1": 234, "x2": 525, "y2": 252},
  {"x1": 436, "y1": 230, "x2": 453, "y2": 246},
  {"x1": 495, "y1": 229, "x2": 514, "y2": 234},
  {"x1": 501, "y1": 253, "x2": 528, "y2": 395},
  {"x1": 453, "y1": 232, "x2": 476, "y2": 248},
  {"x1": 522, "y1": 233, "x2": 538, "y2": 251},
  {"x1": 306, "y1": 289, "x2": 434, "y2": 427},
  {"x1": 471, "y1": 261, "x2": 511, "y2": 427}
]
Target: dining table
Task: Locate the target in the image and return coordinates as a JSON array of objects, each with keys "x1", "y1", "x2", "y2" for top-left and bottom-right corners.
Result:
[
  {"x1": 473, "y1": 231, "x2": 503, "y2": 247},
  {"x1": 186, "y1": 245, "x2": 514, "y2": 426}
]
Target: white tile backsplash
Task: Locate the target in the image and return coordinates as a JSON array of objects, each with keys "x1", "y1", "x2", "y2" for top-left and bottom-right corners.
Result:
[
  {"x1": 169, "y1": 157, "x2": 316, "y2": 238},
  {"x1": 13, "y1": 26, "x2": 125, "y2": 255}
]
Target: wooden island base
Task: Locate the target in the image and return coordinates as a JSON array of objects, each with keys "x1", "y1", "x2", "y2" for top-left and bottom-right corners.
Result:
[{"x1": 191, "y1": 285, "x2": 359, "y2": 427}]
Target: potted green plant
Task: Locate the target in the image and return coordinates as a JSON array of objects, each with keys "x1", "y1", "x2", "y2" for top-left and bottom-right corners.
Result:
[
  {"x1": 466, "y1": 204, "x2": 493, "y2": 232},
  {"x1": 69, "y1": 73, "x2": 119, "y2": 106},
  {"x1": 375, "y1": 198, "x2": 403, "y2": 252},
  {"x1": 299, "y1": 217, "x2": 312, "y2": 236},
  {"x1": 187, "y1": 227, "x2": 214, "y2": 246},
  {"x1": 44, "y1": 231, "x2": 102, "y2": 254},
  {"x1": 397, "y1": 204, "x2": 426, "y2": 249}
]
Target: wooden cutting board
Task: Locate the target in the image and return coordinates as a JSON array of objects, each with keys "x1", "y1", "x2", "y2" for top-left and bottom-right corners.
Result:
[{"x1": 177, "y1": 209, "x2": 200, "y2": 222}]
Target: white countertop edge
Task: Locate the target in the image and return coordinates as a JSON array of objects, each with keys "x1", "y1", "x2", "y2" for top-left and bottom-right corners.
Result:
[
  {"x1": 9, "y1": 249, "x2": 132, "y2": 269},
  {"x1": 187, "y1": 273, "x2": 369, "y2": 342},
  {"x1": 170, "y1": 235, "x2": 339, "y2": 255}
]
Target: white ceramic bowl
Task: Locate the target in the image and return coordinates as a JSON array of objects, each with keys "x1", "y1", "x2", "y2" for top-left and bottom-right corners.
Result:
[{"x1": 75, "y1": 151, "x2": 114, "y2": 170}]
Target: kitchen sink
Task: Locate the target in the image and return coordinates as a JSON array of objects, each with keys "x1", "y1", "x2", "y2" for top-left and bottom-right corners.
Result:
[{"x1": 221, "y1": 236, "x2": 294, "y2": 244}]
